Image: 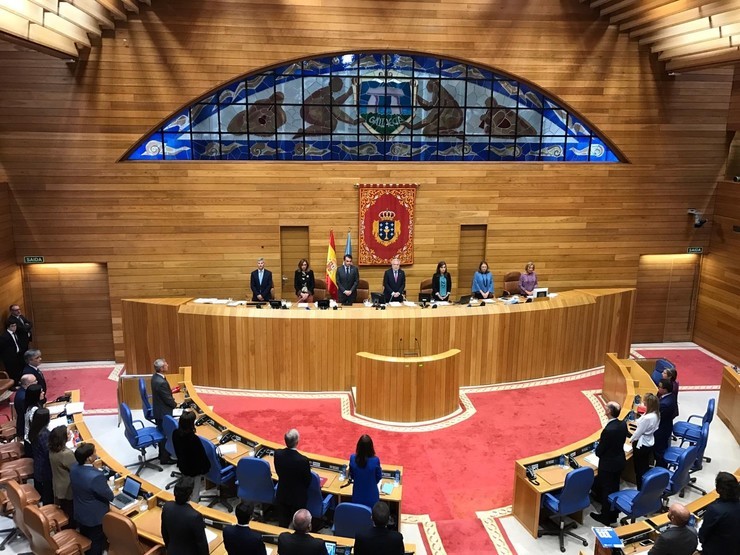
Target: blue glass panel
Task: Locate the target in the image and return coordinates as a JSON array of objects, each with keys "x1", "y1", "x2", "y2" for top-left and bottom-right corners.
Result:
[
  {"x1": 221, "y1": 140, "x2": 249, "y2": 160},
  {"x1": 565, "y1": 136, "x2": 591, "y2": 161},
  {"x1": 587, "y1": 137, "x2": 613, "y2": 162},
  {"x1": 466, "y1": 107, "x2": 488, "y2": 135},
  {"x1": 435, "y1": 140, "x2": 465, "y2": 161},
  {"x1": 386, "y1": 136, "x2": 413, "y2": 160},
  {"x1": 248, "y1": 139, "x2": 279, "y2": 160},
  {"x1": 538, "y1": 139, "x2": 566, "y2": 162},
  {"x1": 129, "y1": 132, "x2": 164, "y2": 160},
  {"x1": 334, "y1": 53, "x2": 359, "y2": 72},
  {"x1": 487, "y1": 141, "x2": 518, "y2": 161},
  {"x1": 298, "y1": 139, "x2": 331, "y2": 160},
  {"x1": 247, "y1": 73, "x2": 274, "y2": 96},
  {"x1": 190, "y1": 103, "x2": 219, "y2": 128},
  {"x1": 162, "y1": 109, "x2": 191, "y2": 133},
  {"x1": 542, "y1": 109, "x2": 567, "y2": 136},
  {"x1": 192, "y1": 135, "x2": 220, "y2": 159},
  {"x1": 518, "y1": 109, "x2": 542, "y2": 135},
  {"x1": 413, "y1": 55, "x2": 440, "y2": 76},
  {"x1": 518, "y1": 84, "x2": 544, "y2": 110},
  {"x1": 517, "y1": 137, "x2": 542, "y2": 161},
  {"x1": 359, "y1": 54, "x2": 383, "y2": 72},
  {"x1": 467, "y1": 65, "x2": 493, "y2": 81},
  {"x1": 492, "y1": 81, "x2": 518, "y2": 107},
  {"x1": 162, "y1": 133, "x2": 192, "y2": 160},
  {"x1": 604, "y1": 149, "x2": 619, "y2": 162},
  {"x1": 218, "y1": 81, "x2": 247, "y2": 106},
  {"x1": 410, "y1": 140, "x2": 437, "y2": 161},
  {"x1": 567, "y1": 115, "x2": 591, "y2": 136},
  {"x1": 440, "y1": 59, "x2": 467, "y2": 78},
  {"x1": 275, "y1": 136, "x2": 298, "y2": 160},
  {"x1": 463, "y1": 138, "x2": 488, "y2": 161}
]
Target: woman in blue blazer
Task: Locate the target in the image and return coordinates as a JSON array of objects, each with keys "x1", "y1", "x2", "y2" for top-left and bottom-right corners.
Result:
[{"x1": 349, "y1": 434, "x2": 382, "y2": 510}]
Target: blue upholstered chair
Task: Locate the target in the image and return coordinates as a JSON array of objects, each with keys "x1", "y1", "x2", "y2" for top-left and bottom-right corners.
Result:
[
  {"x1": 120, "y1": 402, "x2": 164, "y2": 476},
  {"x1": 333, "y1": 502, "x2": 373, "y2": 538},
  {"x1": 608, "y1": 467, "x2": 670, "y2": 525},
  {"x1": 663, "y1": 445, "x2": 699, "y2": 501},
  {"x1": 138, "y1": 378, "x2": 155, "y2": 424},
  {"x1": 161, "y1": 415, "x2": 181, "y2": 489},
  {"x1": 673, "y1": 399, "x2": 714, "y2": 463},
  {"x1": 650, "y1": 359, "x2": 675, "y2": 386},
  {"x1": 306, "y1": 471, "x2": 334, "y2": 520},
  {"x1": 236, "y1": 457, "x2": 276, "y2": 507},
  {"x1": 199, "y1": 436, "x2": 236, "y2": 512},
  {"x1": 538, "y1": 467, "x2": 594, "y2": 553}
]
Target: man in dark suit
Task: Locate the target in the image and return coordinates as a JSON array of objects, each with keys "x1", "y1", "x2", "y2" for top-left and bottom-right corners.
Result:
[
  {"x1": 223, "y1": 502, "x2": 266, "y2": 555},
  {"x1": 654, "y1": 378, "x2": 677, "y2": 467},
  {"x1": 590, "y1": 401, "x2": 628, "y2": 525},
  {"x1": 13, "y1": 374, "x2": 37, "y2": 440},
  {"x1": 336, "y1": 254, "x2": 359, "y2": 305},
  {"x1": 8, "y1": 304, "x2": 32, "y2": 353},
  {"x1": 21, "y1": 348, "x2": 46, "y2": 394},
  {"x1": 70, "y1": 443, "x2": 114, "y2": 555},
  {"x1": 250, "y1": 258, "x2": 274, "y2": 301},
  {"x1": 274, "y1": 428, "x2": 312, "y2": 528},
  {"x1": 382, "y1": 257, "x2": 406, "y2": 303},
  {"x1": 648, "y1": 503, "x2": 697, "y2": 555},
  {"x1": 0, "y1": 320, "x2": 23, "y2": 384},
  {"x1": 277, "y1": 509, "x2": 326, "y2": 555},
  {"x1": 151, "y1": 358, "x2": 177, "y2": 464},
  {"x1": 161, "y1": 477, "x2": 209, "y2": 555},
  {"x1": 354, "y1": 501, "x2": 405, "y2": 555},
  {"x1": 698, "y1": 471, "x2": 740, "y2": 555}
]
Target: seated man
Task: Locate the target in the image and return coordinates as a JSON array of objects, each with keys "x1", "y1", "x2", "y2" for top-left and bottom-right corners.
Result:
[
  {"x1": 223, "y1": 502, "x2": 266, "y2": 555},
  {"x1": 161, "y1": 477, "x2": 209, "y2": 555},
  {"x1": 354, "y1": 501, "x2": 405, "y2": 555},
  {"x1": 277, "y1": 509, "x2": 326, "y2": 555},
  {"x1": 648, "y1": 503, "x2": 697, "y2": 555}
]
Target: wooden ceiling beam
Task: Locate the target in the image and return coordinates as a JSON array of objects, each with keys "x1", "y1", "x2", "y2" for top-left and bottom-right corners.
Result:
[
  {"x1": 609, "y1": 0, "x2": 685, "y2": 23},
  {"x1": 58, "y1": 1, "x2": 102, "y2": 36},
  {"x1": 666, "y1": 44, "x2": 740, "y2": 69},
  {"x1": 96, "y1": 0, "x2": 126, "y2": 21},
  {"x1": 67, "y1": 0, "x2": 114, "y2": 29},
  {"x1": 652, "y1": 26, "x2": 721, "y2": 50},
  {"x1": 43, "y1": 10, "x2": 89, "y2": 46},
  {"x1": 658, "y1": 34, "x2": 731, "y2": 58},
  {"x1": 637, "y1": 18, "x2": 710, "y2": 44}
]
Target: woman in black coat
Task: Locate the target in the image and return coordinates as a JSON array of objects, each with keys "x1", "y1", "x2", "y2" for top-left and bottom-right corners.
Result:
[{"x1": 172, "y1": 409, "x2": 211, "y2": 501}]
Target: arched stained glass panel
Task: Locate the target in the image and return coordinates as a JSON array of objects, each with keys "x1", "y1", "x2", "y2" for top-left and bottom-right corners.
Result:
[{"x1": 124, "y1": 52, "x2": 621, "y2": 163}]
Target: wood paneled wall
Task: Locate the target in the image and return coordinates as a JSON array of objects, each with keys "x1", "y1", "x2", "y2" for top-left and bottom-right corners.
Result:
[
  {"x1": 0, "y1": 183, "x2": 23, "y2": 325},
  {"x1": 0, "y1": 1, "x2": 730, "y2": 361},
  {"x1": 694, "y1": 181, "x2": 740, "y2": 363}
]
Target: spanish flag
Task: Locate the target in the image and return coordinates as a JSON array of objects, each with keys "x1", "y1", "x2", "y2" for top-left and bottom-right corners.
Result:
[{"x1": 326, "y1": 230, "x2": 338, "y2": 300}]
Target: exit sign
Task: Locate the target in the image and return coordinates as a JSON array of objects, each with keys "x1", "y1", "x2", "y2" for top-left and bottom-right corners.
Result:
[
  {"x1": 687, "y1": 247, "x2": 703, "y2": 254},
  {"x1": 23, "y1": 256, "x2": 44, "y2": 264}
]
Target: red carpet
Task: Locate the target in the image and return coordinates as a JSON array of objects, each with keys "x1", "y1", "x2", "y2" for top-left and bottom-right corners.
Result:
[{"x1": 634, "y1": 348, "x2": 725, "y2": 387}]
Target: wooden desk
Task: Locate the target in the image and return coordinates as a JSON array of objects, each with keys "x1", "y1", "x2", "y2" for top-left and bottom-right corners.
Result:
[
  {"x1": 512, "y1": 353, "x2": 656, "y2": 538},
  {"x1": 123, "y1": 289, "x2": 635, "y2": 391},
  {"x1": 718, "y1": 365, "x2": 740, "y2": 443},
  {"x1": 355, "y1": 349, "x2": 460, "y2": 422}
]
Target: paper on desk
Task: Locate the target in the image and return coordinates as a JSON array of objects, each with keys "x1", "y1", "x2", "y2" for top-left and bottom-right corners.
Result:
[
  {"x1": 172, "y1": 408, "x2": 183, "y2": 418},
  {"x1": 584, "y1": 453, "x2": 599, "y2": 467},
  {"x1": 218, "y1": 443, "x2": 238, "y2": 455},
  {"x1": 434, "y1": 301, "x2": 451, "y2": 306},
  {"x1": 297, "y1": 302, "x2": 310, "y2": 308},
  {"x1": 65, "y1": 402, "x2": 84, "y2": 415},
  {"x1": 212, "y1": 299, "x2": 229, "y2": 304},
  {"x1": 266, "y1": 547, "x2": 274, "y2": 555},
  {"x1": 205, "y1": 529, "x2": 217, "y2": 544},
  {"x1": 481, "y1": 298, "x2": 495, "y2": 303},
  {"x1": 47, "y1": 404, "x2": 66, "y2": 416},
  {"x1": 402, "y1": 301, "x2": 416, "y2": 307},
  {"x1": 193, "y1": 298, "x2": 218, "y2": 304},
  {"x1": 47, "y1": 416, "x2": 68, "y2": 430},
  {"x1": 388, "y1": 301, "x2": 403, "y2": 307},
  {"x1": 623, "y1": 443, "x2": 633, "y2": 454}
]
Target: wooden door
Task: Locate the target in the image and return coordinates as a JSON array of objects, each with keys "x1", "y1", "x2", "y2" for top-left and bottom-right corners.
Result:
[
  {"x1": 22, "y1": 263, "x2": 114, "y2": 362},
  {"x1": 632, "y1": 254, "x2": 700, "y2": 343},
  {"x1": 280, "y1": 226, "x2": 310, "y2": 299},
  {"x1": 459, "y1": 225, "x2": 488, "y2": 298}
]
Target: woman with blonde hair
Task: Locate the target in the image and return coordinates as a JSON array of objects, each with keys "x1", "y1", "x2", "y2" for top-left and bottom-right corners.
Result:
[
  {"x1": 518, "y1": 261, "x2": 538, "y2": 296},
  {"x1": 631, "y1": 393, "x2": 660, "y2": 489}
]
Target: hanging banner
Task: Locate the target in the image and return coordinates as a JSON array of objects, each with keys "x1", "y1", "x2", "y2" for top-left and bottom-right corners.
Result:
[{"x1": 358, "y1": 184, "x2": 418, "y2": 265}]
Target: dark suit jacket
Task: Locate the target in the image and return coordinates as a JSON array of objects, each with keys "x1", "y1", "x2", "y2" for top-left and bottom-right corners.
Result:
[
  {"x1": 595, "y1": 418, "x2": 628, "y2": 473},
  {"x1": 654, "y1": 393, "x2": 677, "y2": 455},
  {"x1": 698, "y1": 499, "x2": 740, "y2": 555},
  {"x1": 648, "y1": 524, "x2": 697, "y2": 555},
  {"x1": 277, "y1": 531, "x2": 326, "y2": 555},
  {"x1": 69, "y1": 463, "x2": 114, "y2": 527},
  {"x1": 14, "y1": 387, "x2": 27, "y2": 439},
  {"x1": 0, "y1": 331, "x2": 22, "y2": 379},
  {"x1": 274, "y1": 448, "x2": 311, "y2": 508},
  {"x1": 161, "y1": 501, "x2": 209, "y2": 555},
  {"x1": 8, "y1": 314, "x2": 32, "y2": 351},
  {"x1": 336, "y1": 265, "x2": 359, "y2": 303},
  {"x1": 383, "y1": 268, "x2": 406, "y2": 302},
  {"x1": 354, "y1": 526, "x2": 405, "y2": 555},
  {"x1": 151, "y1": 372, "x2": 176, "y2": 422},
  {"x1": 223, "y1": 524, "x2": 267, "y2": 555},
  {"x1": 250, "y1": 269, "x2": 274, "y2": 300},
  {"x1": 22, "y1": 364, "x2": 46, "y2": 394}
]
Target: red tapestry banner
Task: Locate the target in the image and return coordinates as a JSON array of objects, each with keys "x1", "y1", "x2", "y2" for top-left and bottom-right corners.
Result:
[{"x1": 358, "y1": 184, "x2": 418, "y2": 265}]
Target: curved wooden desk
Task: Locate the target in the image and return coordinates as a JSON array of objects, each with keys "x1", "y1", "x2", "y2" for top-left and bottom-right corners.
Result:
[
  {"x1": 512, "y1": 353, "x2": 658, "y2": 538},
  {"x1": 123, "y1": 288, "x2": 634, "y2": 391},
  {"x1": 718, "y1": 365, "x2": 740, "y2": 443},
  {"x1": 356, "y1": 349, "x2": 460, "y2": 422}
]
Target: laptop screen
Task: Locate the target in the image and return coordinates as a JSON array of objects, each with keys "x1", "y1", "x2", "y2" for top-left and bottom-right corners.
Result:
[{"x1": 122, "y1": 476, "x2": 141, "y2": 498}]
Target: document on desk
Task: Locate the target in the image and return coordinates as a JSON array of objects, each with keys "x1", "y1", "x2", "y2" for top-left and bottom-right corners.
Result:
[
  {"x1": 193, "y1": 298, "x2": 219, "y2": 304},
  {"x1": 217, "y1": 443, "x2": 238, "y2": 455},
  {"x1": 584, "y1": 453, "x2": 600, "y2": 467},
  {"x1": 47, "y1": 416, "x2": 68, "y2": 431},
  {"x1": 592, "y1": 527, "x2": 623, "y2": 548},
  {"x1": 388, "y1": 301, "x2": 403, "y2": 307},
  {"x1": 65, "y1": 402, "x2": 84, "y2": 415},
  {"x1": 623, "y1": 443, "x2": 633, "y2": 455},
  {"x1": 172, "y1": 408, "x2": 184, "y2": 418},
  {"x1": 47, "y1": 404, "x2": 66, "y2": 416},
  {"x1": 205, "y1": 529, "x2": 217, "y2": 544}
]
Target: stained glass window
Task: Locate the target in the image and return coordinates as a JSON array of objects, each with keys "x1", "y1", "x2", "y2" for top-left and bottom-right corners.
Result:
[{"x1": 125, "y1": 53, "x2": 621, "y2": 163}]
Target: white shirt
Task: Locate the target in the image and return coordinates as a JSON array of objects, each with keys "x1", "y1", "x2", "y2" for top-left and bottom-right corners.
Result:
[{"x1": 631, "y1": 411, "x2": 659, "y2": 448}]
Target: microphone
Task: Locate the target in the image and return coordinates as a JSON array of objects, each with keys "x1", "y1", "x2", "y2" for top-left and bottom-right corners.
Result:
[{"x1": 414, "y1": 338, "x2": 421, "y2": 356}]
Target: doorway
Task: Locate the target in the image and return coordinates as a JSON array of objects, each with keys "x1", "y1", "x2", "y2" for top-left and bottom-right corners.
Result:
[{"x1": 280, "y1": 227, "x2": 310, "y2": 299}]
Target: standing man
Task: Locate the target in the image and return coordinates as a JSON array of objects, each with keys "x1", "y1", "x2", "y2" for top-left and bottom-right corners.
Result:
[
  {"x1": 70, "y1": 443, "x2": 114, "y2": 555},
  {"x1": 647, "y1": 503, "x2": 697, "y2": 555},
  {"x1": 336, "y1": 254, "x2": 359, "y2": 305},
  {"x1": 222, "y1": 502, "x2": 266, "y2": 555},
  {"x1": 354, "y1": 501, "x2": 405, "y2": 555},
  {"x1": 22, "y1": 349, "x2": 46, "y2": 394},
  {"x1": 0, "y1": 320, "x2": 23, "y2": 384},
  {"x1": 14, "y1": 374, "x2": 37, "y2": 440},
  {"x1": 698, "y1": 471, "x2": 740, "y2": 555},
  {"x1": 654, "y1": 379, "x2": 677, "y2": 467},
  {"x1": 274, "y1": 428, "x2": 312, "y2": 528},
  {"x1": 250, "y1": 258, "x2": 274, "y2": 302},
  {"x1": 8, "y1": 304, "x2": 33, "y2": 353},
  {"x1": 590, "y1": 401, "x2": 628, "y2": 526},
  {"x1": 277, "y1": 509, "x2": 326, "y2": 555},
  {"x1": 151, "y1": 358, "x2": 177, "y2": 465},
  {"x1": 382, "y1": 257, "x2": 406, "y2": 303},
  {"x1": 161, "y1": 477, "x2": 209, "y2": 555}
]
